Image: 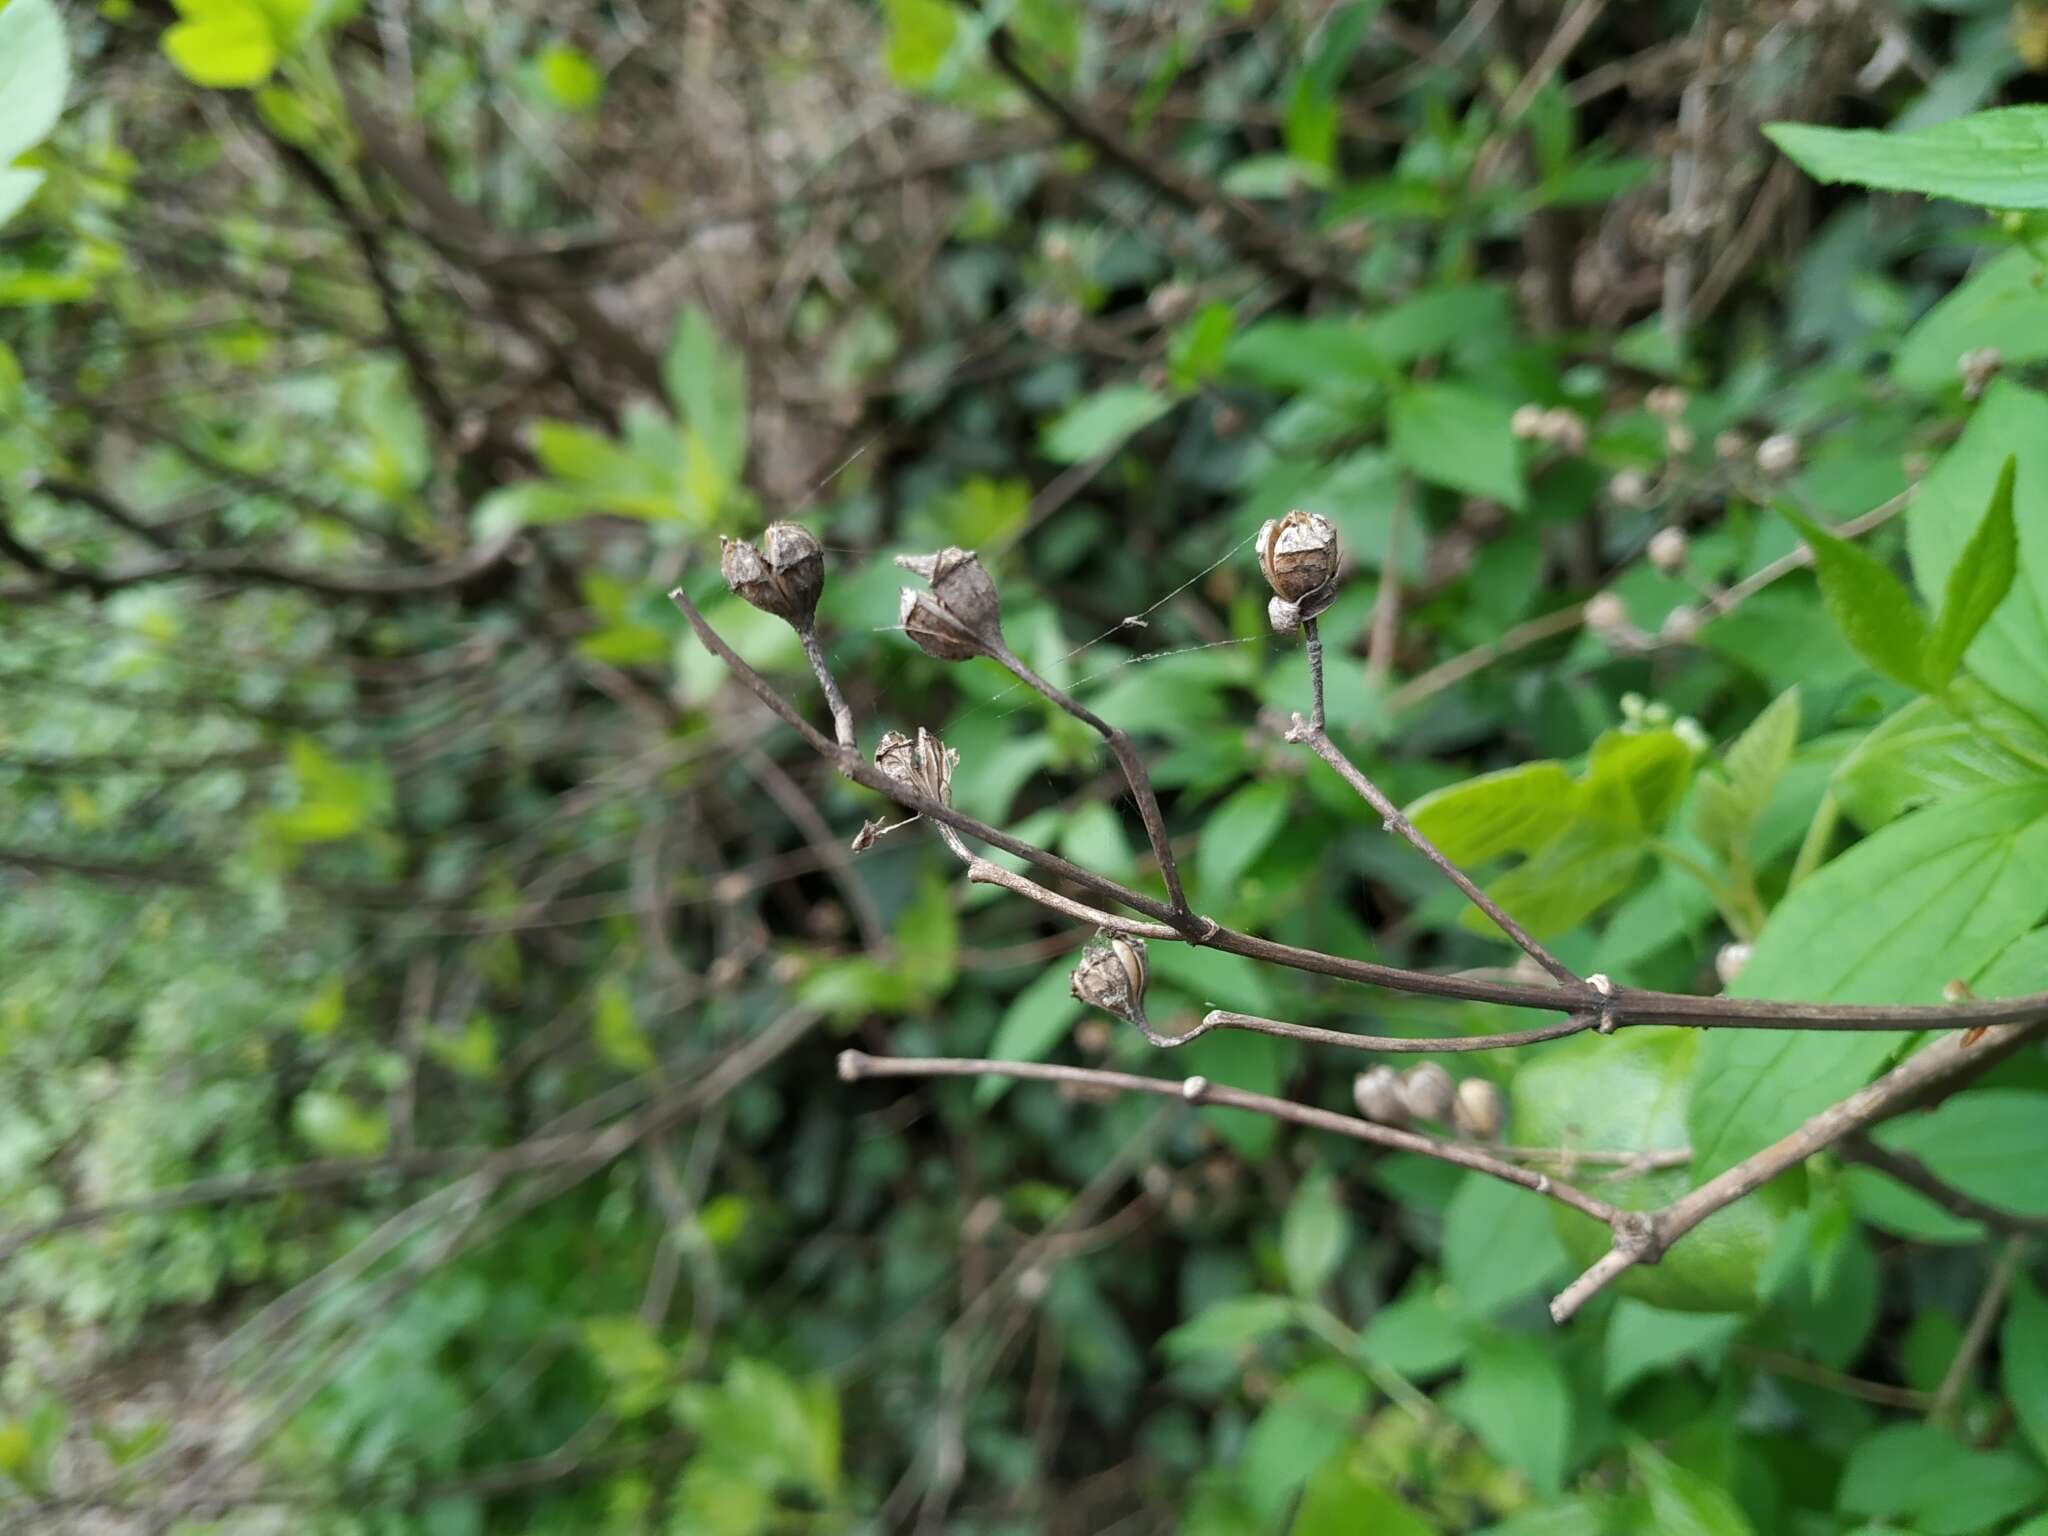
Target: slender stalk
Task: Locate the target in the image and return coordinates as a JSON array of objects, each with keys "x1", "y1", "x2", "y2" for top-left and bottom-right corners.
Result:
[
  {"x1": 1303, "y1": 616, "x2": 1326, "y2": 732},
  {"x1": 797, "y1": 622, "x2": 856, "y2": 752},
  {"x1": 988, "y1": 640, "x2": 1197, "y2": 928},
  {"x1": 837, "y1": 1050, "x2": 1623, "y2": 1227},
  {"x1": 1291, "y1": 717, "x2": 1585, "y2": 991},
  {"x1": 1931, "y1": 1237, "x2": 2026, "y2": 1426}
]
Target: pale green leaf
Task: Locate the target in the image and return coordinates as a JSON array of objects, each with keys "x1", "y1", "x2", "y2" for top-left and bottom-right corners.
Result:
[
  {"x1": 1692, "y1": 688, "x2": 1800, "y2": 865},
  {"x1": 1691, "y1": 783, "x2": 2048, "y2": 1177},
  {"x1": 1239, "y1": 1361, "x2": 1370, "y2": 1524},
  {"x1": 0, "y1": 0, "x2": 69, "y2": 165},
  {"x1": 534, "y1": 42, "x2": 603, "y2": 112},
  {"x1": 1446, "y1": 1332, "x2": 1571, "y2": 1494},
  {"x1": 1629, "y1": 1440, "x2": 1755, "y2": 1536},
  {"x1": 1895, "y1": 248, "x2": 2048, "y2": 391},
  {"x1": 1406, "y1": 762, "x2": 1578, "y2": 864},
  {"x1": 163, "y1": 0, "x2": 279, "y2": 88},
  {"x1": 1765, "y1": 107, "x2": 2048, "y2": 209},
  {"x1": 1289, "y1": 1450, "x2": 1436, "y2": 1536},
  {"x1": 663, "y1": 306, "x2": 747, "y2": 488},
  {"x1": 1832, "y1": 683, "x2": 2048, "y2": 832}
]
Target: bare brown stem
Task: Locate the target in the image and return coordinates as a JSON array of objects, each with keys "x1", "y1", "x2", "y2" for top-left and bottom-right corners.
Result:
[
  {"x1": 1290, "y1": 717, "x2": 1584, "y2": 990},
  {"x1": 838, "y1": 1050, "x2": 1623, "y2": 1227}
]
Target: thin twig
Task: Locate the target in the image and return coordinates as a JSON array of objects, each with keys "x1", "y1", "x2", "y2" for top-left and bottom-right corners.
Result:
[
  {"x1": 1932, "y1": 1236, "x2": 2027, "y2": 1426},
  {"x1": 1839, "y1": 1137, "x2": 2048, "y2": 1238},
  {"x1": 838, "y1": 1051, "x2": 1623, "y2": 1228},
  {"x1": 1289, "y1": 716, "x2": 1584, "y2": 990}
]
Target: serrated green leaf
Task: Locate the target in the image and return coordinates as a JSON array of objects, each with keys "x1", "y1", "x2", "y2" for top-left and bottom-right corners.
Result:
[
  {"x1": 1781, "y1": 506, "x2": 1930, "y2": 691},
  {"x1": 1406, "y1": 762, "x2": 1578, "y2": 864},
  {"x1": 1832, "y1": 682, "x2": 2048, "y2": 832},
  {"x1": 1691, "y1": 783, "x2": 2048, "y2": 1177},
  {"x1": 1923, "y1": 454, "x2": 2020, "y2": 688},
  {"x1": 1765, "y1": 107, "x2": 2048, "y2": 209}
]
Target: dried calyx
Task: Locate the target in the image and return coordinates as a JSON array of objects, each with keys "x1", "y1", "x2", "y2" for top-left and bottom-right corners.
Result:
[
  {"x1": 896, "y1": 547, "x2": 1005, "y2": 661},
  {"x1": 1258, "y1": 510, "x2": 1340, "y2": 632},
  {"x1": 720, "y1": 522, "x2": 825, "y2": 627},
  {"x1": 1070, "y1": 933, "x2": 1149, "y2": 1030},
  {"x1": 853, "y1": 727, "x2": 959, "y2": 852},
  {"x1": 1452, "y1": 1078, "x2": 1504, "y2": 1141}
]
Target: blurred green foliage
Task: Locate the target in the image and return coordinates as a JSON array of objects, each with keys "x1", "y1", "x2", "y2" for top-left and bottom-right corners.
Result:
[{"x1": 4, "y1": 0, "x2": 2048, "y2": 1532}]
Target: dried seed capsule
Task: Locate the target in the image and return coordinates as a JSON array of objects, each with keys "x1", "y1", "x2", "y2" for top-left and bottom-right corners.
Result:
[
  {"x1": 1352, "y1": 1065, "x2": 1408, "y2": 1127},
  {"x1": 896, "y1": 546, "x2": 1005, "y2": 660},
  {"x1": 1266, "y1": 594, "x2": 1302, "y2": 634},
  {"x1": 1659, "y1": 605, "x2": 1700, "y2": 646},
  {"x1": 1071, "y1": 932, "x2": 1149, "y2": 1029},
  {"x1": 1257, "y1": 510, "x2": 1340, "y2": 606},
  {"x1": 1584, "y1": 591, "x2": 1631, "y2": 642},
  {"x1": 720, "y1": 522, "x2": 825, "y2": 627},
  {"x1": 1715, "y1": 941, "x2": 1752, "y2": 987},
  {"x1": 1510, "y1": 403, "x2": 1547, "y2": 440},
  {"x1": 1401, "y1": 1061, "x2": 1455, "y2": 1122},
  {"x1": 1645, "y1": 385, "x2": 1688, "y2": 420},
  {"x1": 1608, "y1": 469, "x2": 1652, "y2": 507},
  {"x1": 1452, "y1": 1078, "x2": 1504, "y2": 1141},
  {"x1": 873, "y1": 727, "x2": 957, "y2": 805}
]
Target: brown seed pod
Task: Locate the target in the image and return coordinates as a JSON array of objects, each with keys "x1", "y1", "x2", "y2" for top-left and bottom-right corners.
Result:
[
  {"x1": 1452, "y1": 1077, "x2": 1504, "y2": 1141},
  {"x1": 873, "y1": 727, "x2": 957, "y2": 805},
  {"x1": 720, "y1": 522, "x2": 825, "y2": 626},
  {"x1": 1070, "y1": 932, "x2": 1148, "y2": 1027},
  {"x1": 895, "y1": 547, "x2": 1004, "y2": 660},
  {"x1": 1258, "y1": 510, "x2": 1340, "y2": 607}
]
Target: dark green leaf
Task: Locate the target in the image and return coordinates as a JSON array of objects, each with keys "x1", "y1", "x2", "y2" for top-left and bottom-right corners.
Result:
[
  {"x1": 1446, "y1": 1331, "x2": 1572, "y2": 1494},
  {"x1": 1040, "y1": 384, "x2": 1174, "y2": 463}
]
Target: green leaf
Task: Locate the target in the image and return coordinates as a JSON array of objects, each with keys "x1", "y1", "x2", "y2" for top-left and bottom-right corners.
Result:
[
  {"x1": 580, "y1": 1314, "x2": 672, "y2": 1417},
  {"x1": 534, "y1": 42, "x2": 603, "y2": 112},
  {"x1": 1765, "y1": 107, "x2": 2048, "y2": 209},
  {"x1": 1923, "y1": 453, "x2": 2020, "y2": 688},
  {"x1": 1691, "y1": 783, "x2": 2048, "y2": 1176},
  {"x1": 1692, "y1": 688, "x2": 1800, "y2": 866},
  {"x1": 1515, "y1": 1031, "x2": 1785, "y2": 1313},
  {"x1": 1239, "y1": 1361, "x2": 1370, "y2": 1525},
  {"x1": 1832, "y1": 683, "x2": 2048, "y2": 832},
  {"x1": 2004, "y1": 1274, "x2": 2048, "y2": 1467},
  {"x1": 1290, "y1": 1449, "x2": 1436, "y2": 1536},
  {"x1": 1161, "y1": 1294, "x2": 1299, "y2": 1362},
  {"x1": 1780, "y1": 506, "x2": 1930, "y2": 691},
  {"x1": 662, "y1": 307, "x2": 747, "y2": 493},
  {"x1": 1442, "y1": 1172, "x2": 1569, "y2": 1320},
  {"x1": 0, "y1": 0, "x2": 70, "y2": 166},
  {"x1": 1842, "y1": 1166, "x2": 1985, "y2": 1245},
  {"x1": 1167, "y1": 302, "x2": 1235, "y2": 392},
  {"x1": 593, "y1": 976, "x2": 656, "y2": 1074},
  {"x1": 1406, "y1": 762, "x2": 1578, "y2": 865},
  {"x1": 1836, "y1": 1423, "x2": 2046, "y2": 1535},
  {"x1": 1360, "y1": 1275, "x2": 1468, "y2": 1378},
  {"x1": 975, "y1": 964, "x2": 1083, "y2": 1107},
  {"x1": 1976, "y1": 926, "x2": 2048, "y2": 996},
  {"x1": 1874, "y1": 1090, "x2": 2048, "y2": 1218},
  {"x1": 1040, "y1": 384, "x2": 1175, "y2": 463},
  {"x1": 1603, "y1": 1302, "x2": 1742, "y2": 1399},
  {"x1": 1907, "y1": 380, "x2": 2048, "y2": 712},
  {"x1": 1895, "y1": 247, "x2": 2048, "y2": 392},
  {"x1": 1281, "y1": 1171, "x2": 1351, "y2": 1296},
  {"x1": 293, "y1": 1090, "x2": 389, "y2": 1157},
  {"x1": 1389, "y1": 382, "x2": 1525, "y2": 511},
  {"x1": 1446, "y1": 1331, "x2": 1572, "y2": 1494},
  {"x1": 882, "y1": 0, "x2": 957, "y2": 88},
  {"x1": 162, "y1": 0, "x2": 279, "y2": 88},
  {"x1": 1196, "y1": 781, "x2": 1291, "y2": 902},
  {"x1": 1629, "y1": 1440, "x2": 1755, "y2": 1536}
]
